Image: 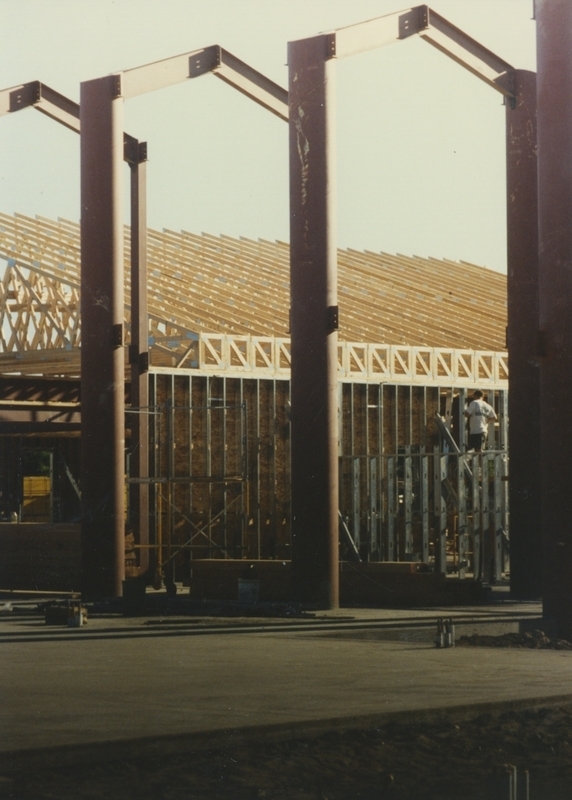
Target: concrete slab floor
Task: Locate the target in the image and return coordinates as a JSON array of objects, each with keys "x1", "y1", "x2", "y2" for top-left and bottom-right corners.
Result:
[
  {"x1": 0, "y1": 597, "x2": 570, "y2": 771},
  {"x1": 0, "y1": 597, "x2": 542, "y2": 643}
]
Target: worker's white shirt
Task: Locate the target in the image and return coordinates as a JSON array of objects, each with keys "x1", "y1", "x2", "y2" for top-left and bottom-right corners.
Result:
[{"x1": 466, "y1": 399, "x2": 497, "y2": 434}]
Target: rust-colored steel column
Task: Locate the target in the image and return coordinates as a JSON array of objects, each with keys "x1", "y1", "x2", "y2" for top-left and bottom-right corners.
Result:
[
  {"x1": 80, "y1": 75, "x2": 125, "y2": 599},
  {"x1": 129, "y1": 145, "x2": 150, "y2": 578},
  {"x1": 288, "y1": 35, "x2": 339, "y2": 609},
  {"x1": 505, "y1": 70, "x2": 541, "y2": 599},
  {"x1": 537, "y1": 0, "x2": 572, "y2": 635}
]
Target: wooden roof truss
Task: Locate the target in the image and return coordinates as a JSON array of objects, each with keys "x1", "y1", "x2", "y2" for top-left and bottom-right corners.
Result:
[{"x1": 0, "y1": 211, "x2": 508, "y2": 386}]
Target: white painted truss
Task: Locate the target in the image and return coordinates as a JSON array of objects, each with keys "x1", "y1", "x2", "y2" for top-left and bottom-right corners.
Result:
[{"x1": 154, "y1": 333, "x2": 509, "y2": 387}]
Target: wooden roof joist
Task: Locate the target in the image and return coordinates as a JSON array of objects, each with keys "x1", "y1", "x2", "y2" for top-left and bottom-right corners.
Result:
[{"x1": 0, "y1": 212, "x2": 508, "y2": 380}]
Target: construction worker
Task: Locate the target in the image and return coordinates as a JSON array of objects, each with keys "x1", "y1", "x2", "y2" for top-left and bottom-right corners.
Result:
[{"x1": 465, "y1": 390, "x2": 497, "y2": 452}]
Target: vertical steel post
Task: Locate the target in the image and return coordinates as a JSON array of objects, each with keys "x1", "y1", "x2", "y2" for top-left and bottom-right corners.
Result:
[
  {"x1": 352, "y1": 458, "x2": 360, "y2": 551},
  {"x1": 494, "y1": 453, "x2": 503, "y2": 582},
  {"x1": 129, "y1": 147, "x2": 150, "y2": 577},
  {"x1": 505, "y1": 69, "x2": 541, "y2": 599},
  {"x1": 387, "y1": 455, "x2": 396, "y2": 561},
  {"x1": 80, "y1": 75, "x2": 125, "y2": 598},
  {"x1": 436, "y1": 451, "x2": 448, "y2": 574},
  {"x1": 457, "y1": 453, "x2": 467, "y2": 579},
  {"x1": 421, "y1": 450, "x2": 429, "y2": 564},
  {"x1": 537, "y1": 0, "x2": 572, "y2": 635},
  {"x1": 472, "y1": 451, "x2": 481, "y2": 579},
  {"x1": 404, "y1": 447, "x2": 413, "y2": 556},
  {"x1": 164, "y1": 396, "x2": 175, "y2": 591},
  {"x1": 370, "y1": 456, "x2": 378, "y2": 557},
  {"x1": 288, "y1": 35, "x2": 339, "y2": 607},
  {"x1": 481, "y1": 453, "x2": 491, "y2": 580}
]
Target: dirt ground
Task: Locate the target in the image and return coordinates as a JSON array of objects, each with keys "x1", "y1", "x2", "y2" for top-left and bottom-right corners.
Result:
[{"x1": 3, "y1": 701, "x2": 572, "y2": 800}]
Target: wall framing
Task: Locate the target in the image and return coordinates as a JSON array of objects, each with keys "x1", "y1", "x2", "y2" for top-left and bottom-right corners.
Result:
[{"x1": 129, "y1": 369, "x2": 508, "y2": 587}]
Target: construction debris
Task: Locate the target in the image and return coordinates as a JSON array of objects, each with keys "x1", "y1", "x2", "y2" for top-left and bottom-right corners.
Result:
[
  {"x1": 42, "y1": 600, "x2": 87, "y2": 627},
  {"x1": 458, "y1": 629, "x2": 572, "y2": 650}
]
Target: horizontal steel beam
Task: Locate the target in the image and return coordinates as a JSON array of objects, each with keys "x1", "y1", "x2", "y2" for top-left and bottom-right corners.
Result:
[
  {"x1": 0, "y1": 409, "x2": 81, "y2": 423},
  {"x1": 325, "y1": 4, "x2": 514, "y2": 98},
  {"x1": 119, "y1": 46, "x2": 221, "y2": 98},
  {"x1": 0, "y1": 421, "x2": 81, "y2": 433},
  {"x1": 328, "y1": 6, "x2": 427, "y2": 59},
  {"x1": 119, "y1": 44, "x2": 288, "y2": 120},
  {"x1": 126, "y1": 475, "x2": 245, "y2": 484},
  {"x1": 0, "y1": 399, "x2": 79, "y2": 409}
]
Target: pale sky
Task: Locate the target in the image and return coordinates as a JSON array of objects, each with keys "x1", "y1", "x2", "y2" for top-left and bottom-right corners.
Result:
[{"x1": 0, "y1": 0, "x2": 536, "y2": 273}]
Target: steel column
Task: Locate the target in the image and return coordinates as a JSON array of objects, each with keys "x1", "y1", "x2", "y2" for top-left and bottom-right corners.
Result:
[
  {"x1": 505, "y1": 69, "x2": 541, "y2": 599},
  {"x1": 129, "y1": 146, "x2": 150, "y2": 578},
  {"x1": 537, "y1": 0, "x2": 572, "y2": 635},
  {"x1": 80, "y1": 76, "x2": 125, "y2": 599},
  {"x1": 288, "y1": 35, "x2": 338, "y2": 607}
]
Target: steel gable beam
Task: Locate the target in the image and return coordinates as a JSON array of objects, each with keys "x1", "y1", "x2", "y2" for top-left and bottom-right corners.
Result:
[
  {"x1": 326, "y1": 6, "x2": 427, "y2": 59},
  {"x1": 420, "y1": 8, "x2": 514, "y2": 98},
  {"x1": 1, "y1": 5, "x2": 513, "y2": 138},
  {"x1": 34, "y1": 83, "x2": 82, "y2": 133},
  {"x1": 118, "y1": 46, "x2": 221, "y2": 98},
  {"x1": 118, "y1": 45, "x2": 288, "y2": 120},
  {"x1": 0, "y1": 81, "x2": 145, "y2": 162},
  {"x1": 0, "y1": 82, "x2": 40, "y2": 116},
  {"x1": 327, "y1": 4, "x2": 515, "y2": 98},
  {"x1": 0, "y1": 81, "x2": 80, "y2": 133},
  {"x1": 216, "y1": 48, "x2": 288, "y2": 122}
]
